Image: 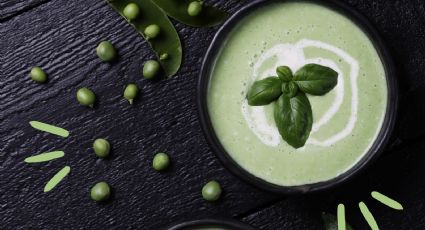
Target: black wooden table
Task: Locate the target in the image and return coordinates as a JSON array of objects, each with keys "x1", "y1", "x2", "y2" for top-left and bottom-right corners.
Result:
[{"x1": 1, "y1": 0, "x2": 425, "y2": 229}]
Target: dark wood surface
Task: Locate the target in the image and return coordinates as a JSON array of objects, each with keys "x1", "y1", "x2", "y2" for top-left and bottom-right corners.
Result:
[{"x1": 1, "y1": 0, "x2": 425, "y2": 229}]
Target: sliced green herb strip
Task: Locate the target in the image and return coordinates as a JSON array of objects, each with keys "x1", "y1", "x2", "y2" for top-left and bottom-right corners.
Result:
[
  {"x1": 274, "y1": 93, "x2": 313, "y2": 148},
  {"x1": 44, "y1": 166, "x2": 71, "y2": 192},
  {"x1": 24, "y1": 151, "x2": 65, "y2": 163},
  {"x1": 106, "y1": 0, "x2": 182, "y2": 77},
  {"x1": 293, "y1": 63, "x2": 338, "y2": 95},
  {"x1": 247, "y1": 77, "x2": 282, "y2": 106},
  {"x1": 29, "y1": 121, "x2": 70, "y2": 138},
  {"x1": 152, "y1": 0, "x2": 228, "y2": 27}
]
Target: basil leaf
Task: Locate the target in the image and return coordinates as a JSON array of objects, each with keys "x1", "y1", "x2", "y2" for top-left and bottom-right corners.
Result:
[
  {"x1": 293, "y1": 64, "x2": 338, "y2": 95},
  {"x1": 281, "y1": 81, "x2": 298, "y2": 98},
  {"x1": 274, "y1": 93, "x2": 313, "y2": 148},
  {"x1": 247, "y1": 77, "x2": 282, "y2": 106},
  {"x1": 276, "y1": 66, "x2": 293, "y2": 82},
  {"x1": 322, "y1": 213, "x2": 354, "y2": 230}
]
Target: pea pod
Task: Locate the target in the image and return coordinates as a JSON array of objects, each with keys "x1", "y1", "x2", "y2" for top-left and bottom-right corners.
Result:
[
  {"x1": 106, "y1": 0, "x2": 182, "y2": 77},
  {"x1": 152, "y1": 0, "x2": 228, "y2": 27}
]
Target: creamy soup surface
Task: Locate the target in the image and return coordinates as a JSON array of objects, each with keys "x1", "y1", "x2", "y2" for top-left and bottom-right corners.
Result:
[{"x1": 207, "y1": 1, "x2": 388, "y2": 186}]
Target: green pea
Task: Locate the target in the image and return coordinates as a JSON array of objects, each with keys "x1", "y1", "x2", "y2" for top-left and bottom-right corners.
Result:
[
  {"x1": 187, "y1": 1, "x2": 203, "y2": 17},
  {"x1": 124, "y1": 84, "x2": 139, "y2": 104},
  {"x1": 144, "y1": 24, "x2": 160, "y2": 40},
  {"x1": 93, "y1": 138, "x2": 110, "y2": 158},
  {"x1": 96, "y1": 41, "x2": 117, "y2": 62},
  {"x1": 159, "y1": 53, "x2": 169, "y2": 61},
  {"x1": 123, "y1": 3, "x2": 140, "y2": 21},
  {"x1": 30, "y1": 67, "x2": 48, "y2": 83},
  {"x1": 202, "y1": 180, "x2": 222, "y2": 202},
  {"x1": 77, "y1": 87, "x2": 96, "y2": 107},
  {"x1": 152, "y1": 152, "x2": 170, "y2": 171},
  {"x1": 143, "y1": 60, "x2": 160, "y2": 79},
  {"x1": 90, "y1": 182, "x2": 111, "y2": 202}
]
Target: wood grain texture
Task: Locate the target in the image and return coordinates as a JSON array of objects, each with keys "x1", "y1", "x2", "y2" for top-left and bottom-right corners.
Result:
[
  {"x1": 0, "y1": 0, "x2": 280, "y2": 229},
  {"x1": 1, "y1": 0, "x2": 425, "y2": 229},
  {"x1": 242, "y1": 198, "x2": 324, "y2": 230},
  {"x1": 0, "y1": 0, "x2": 50, "y2": 21}
]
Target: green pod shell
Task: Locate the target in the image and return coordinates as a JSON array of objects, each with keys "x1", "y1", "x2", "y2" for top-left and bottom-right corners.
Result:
[
  {"x1": 106, "y1": 0, "x2": 182, "y2": 77},
  {"x1": 152, "y1": 0, "x2": 228, "y2": 27}
]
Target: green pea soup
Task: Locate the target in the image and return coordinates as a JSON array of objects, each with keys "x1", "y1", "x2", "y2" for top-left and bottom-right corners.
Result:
[{"x1": 207, "y1": 1, "x2": 389, "y2": 186}]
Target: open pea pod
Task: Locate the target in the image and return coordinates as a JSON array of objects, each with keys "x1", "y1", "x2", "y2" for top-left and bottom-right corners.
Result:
[
  {"x1": 106, "y1": 0, "x2": 182, "y2": 77},
  {"x1": 152, "y1": 0, "x2": 228, "y2": 27}
]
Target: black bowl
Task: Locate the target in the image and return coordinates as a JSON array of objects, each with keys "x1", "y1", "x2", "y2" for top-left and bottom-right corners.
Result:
[
  {"x1": 198, "y1": 0, "x2": 398, "y2": 194},
  {"x1": 166, "y1": 218, "x2": 257, "y2": 230}
]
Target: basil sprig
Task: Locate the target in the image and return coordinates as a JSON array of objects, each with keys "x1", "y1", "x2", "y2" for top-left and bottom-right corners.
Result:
[{"x1": 247, "y1": 64, "x2": 338, "y2": 148}]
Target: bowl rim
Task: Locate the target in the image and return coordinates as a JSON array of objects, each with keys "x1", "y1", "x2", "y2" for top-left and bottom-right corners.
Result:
[
  {"x1": 197, "y1": 0, "x2": 398, "y2": 194},
  {"x1": 165, "y1": 218, "x2": 257, "y2": 230}
]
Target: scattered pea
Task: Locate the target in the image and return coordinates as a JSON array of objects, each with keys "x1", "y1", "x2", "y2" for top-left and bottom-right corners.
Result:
[
  {"x1": 90, "y1": 182, "x2": 111, "y2": 202},
  {"x1": 93, "y1": 139, "x2": 110, "y2": 158},
  {"x1": 96, "y1": 41, "x2": 117, "y2": 62},
  {"x1": 143, "y1": 60, "x2": 160, "y2": 79},
  {"x1": 123, "y1": 84, "x2": 139, "y2": 104},
  {"x1": 30, "y1": 67, "x2": 48, "y2": 83},
  {"x1": 159, "y1": 53, "x2": 169, "y2": 61},
  {"x1": 152, "y1": 152, "x2": 170, "y2": 171},
  {"x1": 76, "y1": 87, "x2": 96, "y2": 107},
  {"x1": 202, "y1": 180, "x2": 222, "y2": 202},
  {"x1": 144, "y1": 24, "x2": 160, "y2": 40},
  {"x1": 187, "y1": 1, "x2": 203, "y2": 17},
  {"x1": 123, "y1": 3, "x2": 140, "y2": 21}
]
